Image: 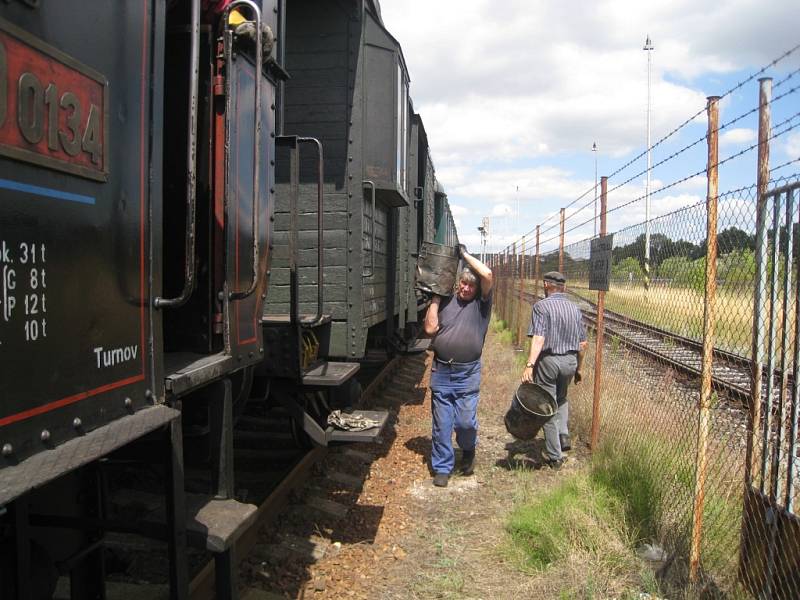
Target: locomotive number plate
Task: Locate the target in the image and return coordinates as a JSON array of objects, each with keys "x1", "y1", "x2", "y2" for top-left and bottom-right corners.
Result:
[{"x1": 0, "y1": 18, "x2": 108, "y2": 181}]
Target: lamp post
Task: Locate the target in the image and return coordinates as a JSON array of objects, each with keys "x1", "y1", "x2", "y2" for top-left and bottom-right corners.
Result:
[
  {"x1": 644, "y1": 35, "x2": 654, "y2": 292},
  {"x1": 592, "y1": 142, "x2": 598, "y2": 236},
  {"x1": 478, "y1": 217, "x2": 489, "y2": 263}
]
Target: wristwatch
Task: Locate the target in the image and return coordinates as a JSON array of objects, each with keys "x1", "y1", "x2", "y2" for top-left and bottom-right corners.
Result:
[{"x1": 525, "y1": 362, "x2": 534, "y2": 368}]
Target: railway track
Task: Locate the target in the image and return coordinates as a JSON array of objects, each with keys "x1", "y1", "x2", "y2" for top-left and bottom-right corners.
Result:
[
  {"x1": 52, "y1": 355, "x2": 412, "y2": 600},
  {"x1": 521, "y1": 289, "x2": 781, "y2": 404}
]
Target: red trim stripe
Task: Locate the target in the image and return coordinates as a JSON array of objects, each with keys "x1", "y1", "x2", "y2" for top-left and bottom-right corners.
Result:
[{"x1": 0, "y1": 375, "x2": 146, "y2": 427}]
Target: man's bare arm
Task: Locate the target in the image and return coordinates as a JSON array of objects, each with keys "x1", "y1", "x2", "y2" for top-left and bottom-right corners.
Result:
[
  {"x1": 574, "y1": 340, "x2": 588, "y2": 383},
  {"x1": 522, "y1": 335, "x2": 545, "y2": 383},
  {"x1": 460, "y1": 247, "x2": 493, "y2": 298},
  {"x1": 423, "y1": 296, "x2": 442, "y2": 337}
]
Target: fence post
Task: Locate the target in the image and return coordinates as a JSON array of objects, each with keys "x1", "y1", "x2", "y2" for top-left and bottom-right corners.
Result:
[
  {"x1": 591, "y1": 176, "x2": 608, "y2": 450},
  {"x1": 559, "y1": 208, "x2": 565, "y2": 273},
  {"x1": 690, "y1": 95, "x2": 720, "y2": 583},
  {"x1": 511, "y1": 242, "x2": 518, "y2": 340},
  {"x1": 745, "y1": 77, "x2": 772, "y2": 490},
  {"x1": 503, "y1": 249, "x2": 510, "y2": 322},
  {"x1": 535, "y1": 225, "x2": 541, "y2": 300},
  {"x1": 518, "y1": 235, "x2": 526, "y2": 345}
]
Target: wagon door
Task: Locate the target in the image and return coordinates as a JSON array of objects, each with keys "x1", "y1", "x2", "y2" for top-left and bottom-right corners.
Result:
[{"x1": 221, "y1": 49, "x2": 275, "y2": 363}]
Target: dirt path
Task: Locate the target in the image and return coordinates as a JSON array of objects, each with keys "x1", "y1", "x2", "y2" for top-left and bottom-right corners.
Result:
[{"x1": 242, "y1": 329, "x2": 591, "y2": 599}]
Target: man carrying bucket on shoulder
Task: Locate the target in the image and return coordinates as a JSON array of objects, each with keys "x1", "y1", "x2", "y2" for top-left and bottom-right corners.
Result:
[
  {"x1": 521, "y1": 271, "x2": 587, "y2": 470},
  {"x1": 423, "y1": 245, "x2": 493, "y2": 488}
]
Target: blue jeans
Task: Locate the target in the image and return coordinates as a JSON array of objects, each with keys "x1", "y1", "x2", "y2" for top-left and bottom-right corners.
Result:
[{"x1": 430, "y1": 360, "x2": 481, "y2": 474}]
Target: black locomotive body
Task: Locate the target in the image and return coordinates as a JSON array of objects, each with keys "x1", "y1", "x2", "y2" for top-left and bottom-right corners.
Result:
[{"x1": 0, "y1": 1, "x2": 459, "y2": 598}]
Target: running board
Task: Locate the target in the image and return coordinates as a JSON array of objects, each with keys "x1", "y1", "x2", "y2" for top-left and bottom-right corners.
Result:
[{"x1": 280, "y1": 398, "x2": 389, "y2": 446}]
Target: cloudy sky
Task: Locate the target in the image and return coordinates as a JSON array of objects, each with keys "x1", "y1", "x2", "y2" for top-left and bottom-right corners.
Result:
[{"x1": 379, "y1": 0, "x2": 800, "y2": 253}]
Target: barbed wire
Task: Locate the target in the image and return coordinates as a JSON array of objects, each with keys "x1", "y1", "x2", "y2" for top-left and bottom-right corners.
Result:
[
  {"x1": 497, "y1": 44, "x2": 800, "y2": 254},
  {"x1": 512, "y1": 115, "x2": 800, "y2": 253}
]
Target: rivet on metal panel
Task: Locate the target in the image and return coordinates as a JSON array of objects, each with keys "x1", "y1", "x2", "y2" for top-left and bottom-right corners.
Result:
[
  {"x1": 348, "y1": 156, "x2": 353, "y2": 161},
  {"x1": 238, "y1": 355, "x2": 242, "y2": 361},
  {"x1": 349, "y1": 121, "x2": 353, "y2": 126},
  {"x1": 348, "y1": 266, "x2": 353, "y2": 271},
  {"x1": 72, "y1": 418, "x2": 83, "y2": 431},
  {"x1": 249, "y1": 352, "x2": 254, "y2": 358},
  {"x1": 270, "y1": 132, "x2": 275, "y2": 138},
  {"x1": 348, "y1": 193, "x2": 353, "y2": 198},
  {"x1": 261, "y1": 293, "x2": 267, "y2": 299},
  {"x1": 270, "y1": 215, "x2": 275, "y2": 222},
  {"x1": 266, "y1": 270, "x2": 271, "y2": 276},
  {"x1": 124, "y1": 397, "x2": 133, "y2": 411},
  {"x1": 40, "y1": 430, "x2": 50, "y2": 443},
  {"x1": 270, "y1": 160, "x2": 275, "y2": 166},
  {"x1": 2, "y1": 444, "x2": 12, "y2": 457},
  {"x1": 260, "y1": 348, "x2": 264, "y2": 354},
  {"x1": 270, "y1": 104, "x2": 276, "y2": 110},
  {"x1": 349, "y1": 175, "x2": 353, "y2": 180}
]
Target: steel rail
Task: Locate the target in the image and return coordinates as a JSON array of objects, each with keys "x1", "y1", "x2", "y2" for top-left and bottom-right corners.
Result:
[{"x1": 521, "y1": 289, "x2": 789, "y2": 404}]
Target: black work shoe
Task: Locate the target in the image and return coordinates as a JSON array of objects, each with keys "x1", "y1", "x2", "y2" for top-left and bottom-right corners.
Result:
[
  {"x1": 544, "y1": 458, "x2": 565, "y2": 471},
  {"x1": 559, "y1": 433, "x2": 572, "y2": 451},
  {"x1": 459, "y1": 450, "x2": 475, "y2": 476},
  {"x1": 433, "y1": 473, "x2": 450, "y2": 487}
]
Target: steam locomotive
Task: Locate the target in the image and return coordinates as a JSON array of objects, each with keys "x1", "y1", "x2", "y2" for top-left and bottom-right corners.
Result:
[{"x1": 0, "y1": 0, "x2": 458, "y2": 597}]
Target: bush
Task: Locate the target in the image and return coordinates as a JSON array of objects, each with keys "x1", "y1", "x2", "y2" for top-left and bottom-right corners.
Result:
[{"x1": 612, "y1": 257, "x2": 644, "y2": 282}]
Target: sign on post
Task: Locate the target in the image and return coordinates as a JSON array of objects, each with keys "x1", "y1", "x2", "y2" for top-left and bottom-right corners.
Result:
[{"x1": 589, "y1": 234, "x2": 613, "y2": 291}]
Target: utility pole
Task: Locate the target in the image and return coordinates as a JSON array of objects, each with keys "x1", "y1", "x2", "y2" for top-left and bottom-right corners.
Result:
[
  {"x1": 592, "y1": 142, "x2": 598, "y2": 236},
  {"x1": 644, "y1": 35, "x2": 654, "y2": 293}
]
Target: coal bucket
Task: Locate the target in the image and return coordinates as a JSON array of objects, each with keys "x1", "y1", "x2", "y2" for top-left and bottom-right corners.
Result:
[
  {"x1": 415, "y1": 242, "x2": 459, "y2": 297},
  {"x1": 504, "y1": 383, "x2": 558, "y2": 440}
]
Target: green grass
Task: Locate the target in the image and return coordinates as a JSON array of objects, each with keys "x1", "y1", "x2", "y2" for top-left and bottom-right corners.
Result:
[{"x1": 505, "y1": 472, "x2": 635, "y2": 572}]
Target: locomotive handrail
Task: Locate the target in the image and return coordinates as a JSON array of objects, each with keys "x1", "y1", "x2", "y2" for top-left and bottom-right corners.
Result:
[
  {"x1": 225, "y1": 0, "x2": 263, "y2": 301},
  {"x1": 154, "y1": 0, "x2": 200, "y2": 309},
  {"x1": 298, "y1": 137, "x2": 325, "y2": 326},
  {"x1": 362, "y1": 180, "x2": 376, "y2": 278}
]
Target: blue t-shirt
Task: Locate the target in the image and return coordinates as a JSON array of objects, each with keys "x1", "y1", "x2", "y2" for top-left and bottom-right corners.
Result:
[{"x1": 431, "y1": 291, "x2": 493, "y2": 363}]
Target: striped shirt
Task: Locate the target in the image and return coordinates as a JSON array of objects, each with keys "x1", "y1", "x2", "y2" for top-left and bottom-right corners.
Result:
[{"x1": 527, "y1": 292, "x2": 586, "y2": 354}]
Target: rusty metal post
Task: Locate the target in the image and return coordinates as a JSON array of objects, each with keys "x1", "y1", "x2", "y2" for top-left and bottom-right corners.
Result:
[
  {"x1": 559, "y1": 208, "x2": 565, "y2": 273},
  {"x1": 535, "y1": 225, "x2": 541, "y2": 300},
  {"x1": 590, "y1": 177, "x2": 608, "y2": 450},
  {"x1": 745, "y1": 78, "x2": 772, "y2": 490},
  {"x1": 503, "y1": 249, "x2": 510, "y2": 322},
  {"x1": 518, "y1": 236, "x2": 527, "y2": 345},
  {"x1": 511, "y1": 242, "x2": 518, "y2": 339},
  {"x1": 690, "y1": 96, "x2": 720, "y2": 583}
]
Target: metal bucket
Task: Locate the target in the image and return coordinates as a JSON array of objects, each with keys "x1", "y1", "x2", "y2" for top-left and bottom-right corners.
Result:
[
  {"x1": 504, "y1": 383, "x2": 557, "y2": 440},
  {"x1": 415, "y1": 242, "x2": 459, "y2": 297}
]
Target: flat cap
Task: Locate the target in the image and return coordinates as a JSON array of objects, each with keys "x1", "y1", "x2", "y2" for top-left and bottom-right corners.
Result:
[{"x1": 543, "y1": 271, "x2": 566, "y2": 284}]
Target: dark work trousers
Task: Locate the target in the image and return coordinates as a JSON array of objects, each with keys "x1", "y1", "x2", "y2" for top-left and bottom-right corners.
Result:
[
  {"x1": 430, "y1": 359, "x2": 481, "y2": 474},
  {"x1": 534, "y1": 353, "x2": 578, "y2": 460}
]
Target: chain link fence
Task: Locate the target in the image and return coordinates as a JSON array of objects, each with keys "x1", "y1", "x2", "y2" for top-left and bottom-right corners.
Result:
[{"x1": 489, "y1": 60, "x2": 800, "y2": 598}]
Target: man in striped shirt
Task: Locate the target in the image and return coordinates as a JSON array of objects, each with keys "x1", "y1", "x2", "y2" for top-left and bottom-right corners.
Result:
[{"x1": 521, "y1": 271, "x2": 587, "y2": 469}]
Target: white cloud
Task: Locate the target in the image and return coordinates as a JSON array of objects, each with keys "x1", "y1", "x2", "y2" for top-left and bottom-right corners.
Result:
[
  {"x1": 720, "y1": 128, "x2": 756, "y2": 147},
  {"x1": 491, "y1": 203, "x2": 513, "y2": 217},
  {"x1": 785, "y1": 132, "x2": 800, "y2": 159},
  {"x1": 378, "y1": 0, "x2": 796, "y2": 249},
  {"x1": 448, "y1": 203, "x2": 470, "y2": 217}
]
